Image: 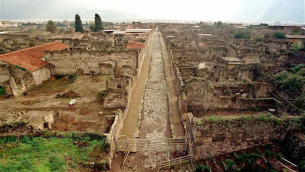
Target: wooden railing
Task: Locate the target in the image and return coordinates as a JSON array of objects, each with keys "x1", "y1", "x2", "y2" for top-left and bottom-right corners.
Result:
[
  {"x1": 157, "y1": 154, "x2": 193, "y2": 171},
  {"x1": 116, "y1": 138, "x2": 186, "y2": 153}
]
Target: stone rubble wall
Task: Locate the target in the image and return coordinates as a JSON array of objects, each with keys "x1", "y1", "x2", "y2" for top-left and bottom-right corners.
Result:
[
  {"x1": 185, "y1": 113, "x2": 301, "y2": 160},
  {"x1": 44, "y1": 49, "x2": 138, "y2": 76},
  {"x1": 6, "y1": 66, "x2": 36, "y2": 97},
  {"x1": 0, "y1": 63, "x2": 10, "y2": 85},
  {"x1": 31, "y1": 66, "x2": 51, "y2": 86}
]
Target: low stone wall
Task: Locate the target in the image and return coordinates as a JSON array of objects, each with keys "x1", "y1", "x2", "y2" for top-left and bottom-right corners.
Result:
[
  {"x1": 105, "y1": 75, "x2": 136, "y2": 167},
  {"x1": 186, "y1": 113, "x2": 302, "y2": 160},
  {"x1": 44, "y1": 49, "x2": 138, "y2": 76}
]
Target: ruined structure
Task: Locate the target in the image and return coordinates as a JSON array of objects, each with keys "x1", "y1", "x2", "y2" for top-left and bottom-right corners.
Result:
[
  {"x1": 0, "y1": 42, "x2": 69, "y2": 96},
  {"x1": 158, "y1": 23, "x2": 305, "y2": 170}
]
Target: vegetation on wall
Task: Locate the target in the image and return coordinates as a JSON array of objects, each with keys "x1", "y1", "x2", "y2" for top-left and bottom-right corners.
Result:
[
  {"x1": 274, "y1": 69, "x2": 305, "y2": 109},
  {"x1": 198, "y1": 114, "x2": 281, "y2": 125},
  {"x1": 275, "y1": 70, "x2": 305, "y2": 92},
  {"x1": 290, "y1": 41, "x2": 304, "y2": 52}
]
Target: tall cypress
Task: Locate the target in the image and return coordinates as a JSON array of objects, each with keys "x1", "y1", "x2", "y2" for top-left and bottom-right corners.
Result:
[
  {"x1": 94, "y1": 13, "x2": 104, "y2": 32},
  {"x1": 75, "y1": 14, "x2": 84, "y2": 33}
]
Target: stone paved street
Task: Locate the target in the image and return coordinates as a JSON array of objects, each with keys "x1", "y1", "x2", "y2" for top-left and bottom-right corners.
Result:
[
  {"x1": 139, "y1": 31, "x2": 172, "y2": 168},
  {"x1": 140, "y1": 31, "x2": 170, "y2": 140}
]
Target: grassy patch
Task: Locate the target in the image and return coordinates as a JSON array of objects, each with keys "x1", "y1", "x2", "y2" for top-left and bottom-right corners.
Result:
[
  {"x1": 198, "y1": 114, "x2": 281, "y2": 125},
  {"x1": 0, "y1": 135, "x2": 109, "y2": 172}
]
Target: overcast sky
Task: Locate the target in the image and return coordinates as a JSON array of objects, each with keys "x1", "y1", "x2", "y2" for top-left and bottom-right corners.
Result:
[{"x1": 0, "y1": 0, "x2": 304, "y2": 23}]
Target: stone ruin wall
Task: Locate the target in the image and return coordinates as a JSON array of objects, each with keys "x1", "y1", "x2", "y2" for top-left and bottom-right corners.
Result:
[
  {"x1": 184, "y1": 79, "x2": 275, "y2": 113},
  {"x1": 32, "y1": 66, "x2": 51, "y2": 85},
  {"x1": 1, "y1": 65, "x2": 37, "y2": 97},
  {"x1": 185, "y1": 113, "x2": 301, "y2": 160},
  {"x1": 44, "y1": 49, "x2": 139, "y2": 77}
]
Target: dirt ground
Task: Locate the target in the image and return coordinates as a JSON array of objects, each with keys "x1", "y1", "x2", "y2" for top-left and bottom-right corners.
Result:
[{"x1": 0, "y1": 75, "x2": 112, "y2": 133}]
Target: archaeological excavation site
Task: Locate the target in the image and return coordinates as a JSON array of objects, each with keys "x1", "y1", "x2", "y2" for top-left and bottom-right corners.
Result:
[{"x1": 0, "y1": 3, "x2": 305, "y2": 172}]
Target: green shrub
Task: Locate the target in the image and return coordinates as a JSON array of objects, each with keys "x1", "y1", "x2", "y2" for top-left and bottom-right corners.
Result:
[
  {"x1": 290, "y1": 41, "x2": 304, "y2": 52},
  {"x1": 275, "y1": 70, "x2": 305, "y2": 92},
  {"x1": 273, "y1": 31, "x2": 286, "y2": 39},
  {"x1": 293, "y1": 65, "x2": 305, "y2": 73},
  {"x1": 194, "y1": 164, "x2": 204, "y2": 172},
  {"x1": 296, "y1": 68, "x2": 305, "y2": 76},
  {"x1": 225, "y1": 159, "x2": 236, "y2": 171},
  {"x1": 280, "y1": 74, "x2": 305, "y2": 91},
  {"x1": 275, "y1": 70, "x2": 289, "y2": 81},
  {"x1": 234, "y1": 30, "x2": 251, "y2": 39},
  {"x1": 202, "y1": 166, "x2": 211, "y2": 172},
  {"x1": 194, "y1": 164, "x2": 211, "y2": 172},
  {"x1": 299, "y1": 160, "x2": 305, "y2": 172},
  {"x1": 295, "y1": 94, "x2": 305, "y2": 109},
  {"x1": 0, "y1": 86, "x2": 5, "y2": 95}
]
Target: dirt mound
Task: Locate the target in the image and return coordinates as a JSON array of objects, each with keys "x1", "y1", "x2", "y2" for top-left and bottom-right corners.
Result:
[{"x1": 56, "y1": 90, "x2": 81, "y2": 98}]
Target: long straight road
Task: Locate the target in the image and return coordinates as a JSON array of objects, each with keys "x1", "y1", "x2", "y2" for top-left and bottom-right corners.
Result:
[
  {"x1": 115, "y1": 29, "x2": 185, "y2": 170},
  {"x1": 121, "y1": 31, "x2": 154, "y2": 138},
  {"x1": 139, "y1": 31, "x2": 171, "y2": 140},
  {"x1": 121, "y1": 29, "x2": 184, "y2": 139}
]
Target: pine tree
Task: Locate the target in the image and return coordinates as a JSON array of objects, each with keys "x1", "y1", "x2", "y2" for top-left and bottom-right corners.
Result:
[
  {"x1": 94, "y1": 13, "x2": 104, "y2": 32},
  {"x1": 75, "y1": 14, "x2": 84, "y2": 33}
]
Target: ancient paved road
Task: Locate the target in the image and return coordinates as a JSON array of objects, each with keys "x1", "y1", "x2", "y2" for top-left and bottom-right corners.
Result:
[
  {"x1": 139, "y1": 31, "x2": 171, "y2": 140},
  {"x1": 121, "y1": 31, "x2": 154, "y2": 138},
  {"x1": 118, "y1": 30, "x2": 184, "y2": 170},
  {"x1": 121, "y1": 30, "x2": 183, "y2": 139}
]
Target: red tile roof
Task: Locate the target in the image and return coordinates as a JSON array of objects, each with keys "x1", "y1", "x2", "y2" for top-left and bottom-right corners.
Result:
[
  {"x1": 126, "y1": 40, "x2": 145, "y2": 50},
  {"x1": 0, "y1": 42, "x2": 69, "y2": 72}
]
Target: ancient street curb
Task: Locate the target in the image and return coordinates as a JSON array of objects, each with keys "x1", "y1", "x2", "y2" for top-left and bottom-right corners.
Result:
[
  {"x1": 134, "y1": 32, "x2": 154, "y2": 138},
  {"x1": 159, "y1": 32, "x2": 176, "y2": 139}
]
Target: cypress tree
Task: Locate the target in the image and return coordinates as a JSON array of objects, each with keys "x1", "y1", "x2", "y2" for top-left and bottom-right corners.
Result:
[
  {"x1": 94, "y1": 13, "x2": 104, "y2": 32},
  {"x1": 75, "y1": 14, "x2": 84, "y2": 33}
]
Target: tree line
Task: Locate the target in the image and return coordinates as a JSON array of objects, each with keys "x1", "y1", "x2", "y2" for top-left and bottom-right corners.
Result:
[
  {"x1": 74, "y1": 13, "x2": 104, "y2": 33},
  {"x1": 46, "y1": 13, "x2": 104, "y2": 34}
]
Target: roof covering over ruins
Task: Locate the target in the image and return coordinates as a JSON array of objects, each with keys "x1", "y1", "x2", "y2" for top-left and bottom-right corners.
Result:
[
  {"x1": 126, "y1": 40, "x2": 145, "y2": 49},
  {"x1": 0, "y1": 42, "x2": 69, "y2": 71}
]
